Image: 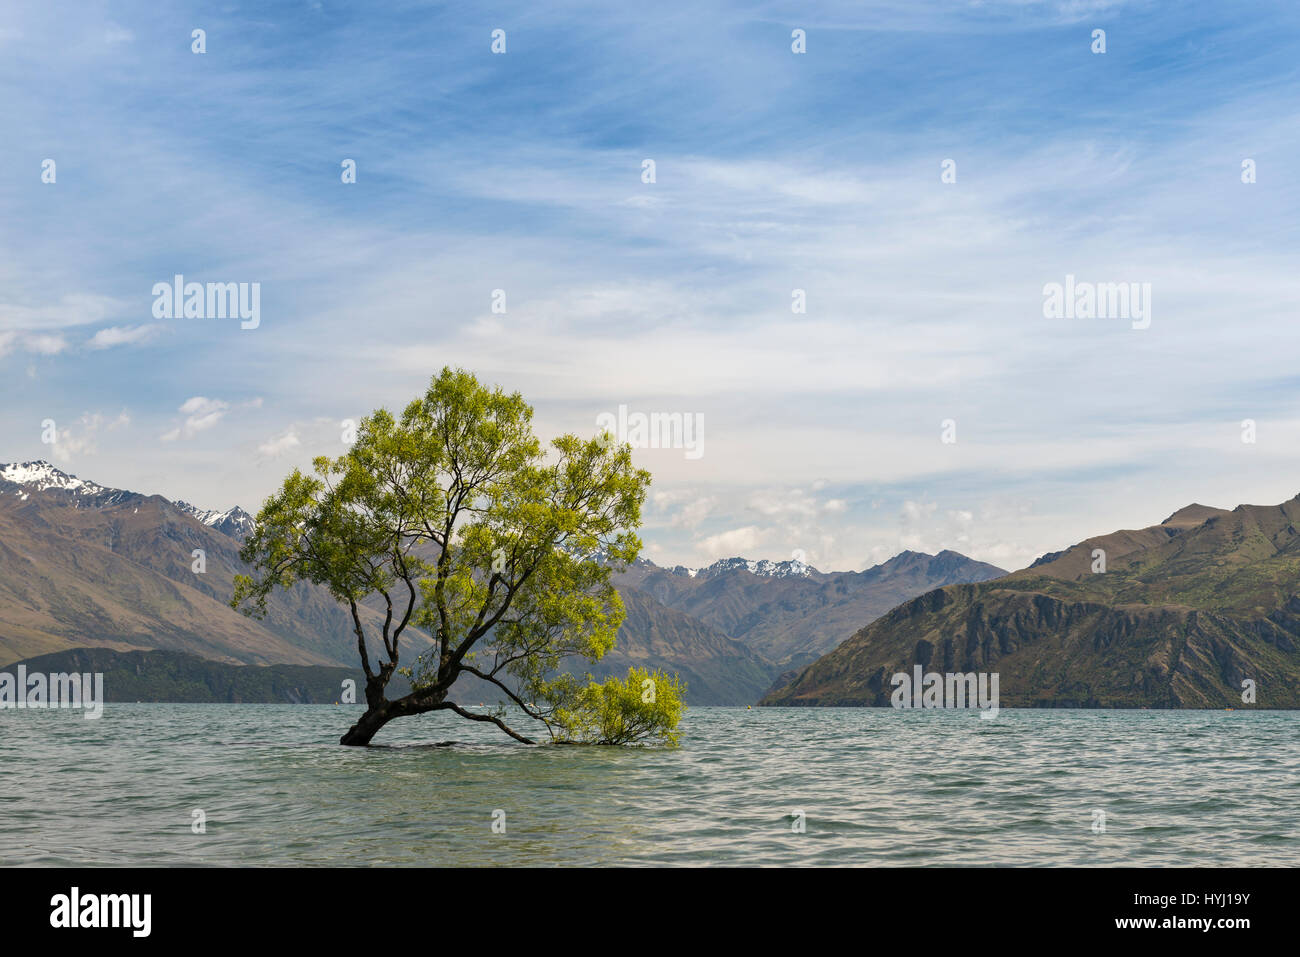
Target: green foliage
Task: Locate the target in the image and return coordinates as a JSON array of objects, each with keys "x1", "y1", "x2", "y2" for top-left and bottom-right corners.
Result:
[
  {"x1": 232, "y1": 366, "x2": 681, "y2": 746},
  {"x1": 553, "y1": 667, "x2": 687, "y2": 746}
]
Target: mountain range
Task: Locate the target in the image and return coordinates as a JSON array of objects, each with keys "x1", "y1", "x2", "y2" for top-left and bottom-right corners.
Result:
[
  {"x1": 763, "y1": 497, "x2": 1300, "y2": 708},
  {"x1": 0, "y1": 461, "x2": 1005, "y2": 704},
  {"x1": 12, "y1": 460, "x2": 1291, "y2": 710},
  {"x1": 616, "y1": 549, "x2": 1007, "y2": 671},
  {"x1": 0, "y1": 460, "x2": 415, "y2": 668}
]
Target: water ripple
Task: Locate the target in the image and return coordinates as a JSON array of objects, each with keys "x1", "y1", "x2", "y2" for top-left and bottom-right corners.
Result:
[{"x1": 0, "y1": 704, "x2": 1296, "y2": 865}]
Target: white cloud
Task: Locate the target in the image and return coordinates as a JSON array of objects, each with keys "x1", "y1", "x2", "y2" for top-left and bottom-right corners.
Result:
[
  {"x1": 696, "y1": 525, "x2": 764, "y2": 559},
  {"x1": 901, "y1": 500, "x2": 938, "y2": 524},
  {"x1": 87, "y1": 324, "x2": 162, "y2": 350},
  {"x1": 0, "y1": 7, "x2": 1290, "y2": 577},
  {"x1": 161, "y1": 397, "x2": 231, "y2": 442},
  {"x1": 0, "y1": 294, "x2": 122, "y2": 331},
  {"x1": 0, "y1": 332, "x2": 69, "y2": 356},
  {"x1": 748, "y1": 487, "x2": 849, "y2": 520},
  {"x1": 257, "y1": 431, "x2": 301, "y2": 456},
  {"x1": 25, "y1": 334, "x2": 67, "y2": 355},
  {"x1": 651, "y1": 489, "x2": 716, "y2": 530},
  {"x1": 47, "y1": 410, "x2": 130, "y2": 463}
]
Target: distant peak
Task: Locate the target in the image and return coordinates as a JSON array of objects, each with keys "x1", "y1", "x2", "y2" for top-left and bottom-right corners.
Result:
[
  {"x1": 1161, "y1": 503, "x2": 1228, "y2": 529},
  {"x1": 690, "y1": 556, "x2": 816, "y2": 579},
  {"x1": 175, "y1": 501, "x2": 256, "y2": 537},
  {"x1": 0, "y1": 460, "x2": 108, "y2": 496},
  {"x1": 1, "y1": 461, "x2": 252, "y2": 535},
  {"x1": 866, "y1": 548, "x2": 1005, "y2": 581},
  {"x1": 876, "y1": 549, "x2": 931, "y2": 566}
]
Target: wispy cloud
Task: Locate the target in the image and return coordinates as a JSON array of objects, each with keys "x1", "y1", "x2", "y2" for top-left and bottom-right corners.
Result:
[
  {"x1": 47, "y1": 410, "x2": 130, "y2": 464},
  {"x1": 2, "y1": 0, "x2": 1298, "y2": 569},
  {"x1": 87, "y1": 324, "x2": 163, "y2": 350},
  {"x1": 257, "y1": 430, "x2": 301, "y2": 457},
  {"x1": 160, "y1": 397, "x2": 261, "y2": 442}
]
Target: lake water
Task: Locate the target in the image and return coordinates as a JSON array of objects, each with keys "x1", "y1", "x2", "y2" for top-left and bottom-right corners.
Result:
[{"x1": 1, "y1": 705, "x2": 1295, "y2": 866}]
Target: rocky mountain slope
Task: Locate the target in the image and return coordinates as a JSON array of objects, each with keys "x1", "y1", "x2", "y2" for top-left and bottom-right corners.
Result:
[
  {"x1": 586, "y1": 585, "x2": 776, "y2": 703},
  {"x1": 763, "y1": 497, "x2": 1300, "y2": 708},
  {"x1": 0, "y1": 461, "x2": 1007, "y2": 705},
  {"x1": 616, "y1": 549, "x2": 1007, "y2": 670},
  {"x1": 0, "y1": 461, "x2": 416, "y2": 667}
]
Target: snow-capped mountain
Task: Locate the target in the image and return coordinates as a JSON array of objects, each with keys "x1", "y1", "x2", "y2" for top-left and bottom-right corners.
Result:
[
  {"x1": 615, "y1": 548, "x2": 1008, "y2": 669},
  {"x1": 174, "y1": 501, "x2": 257, "y2": 540},
  {"x1": 0, "y1": 460, "x2": 253, "y2": 538},
  {"x1": 0, "y1": 460, "x2": 137, "y2": 508},
  {"x1": 0, "y1": 458, "x2": 1012, "y2": 705},
  {"x1": 666, "y1": 556, "x2": 817, "y2": 579},
  {"x1": 0, "y1": 461, "x2": 403, "y2": 671},
  {"x1": 0, "y1": 460, "x2": 111, "y2": 497}
]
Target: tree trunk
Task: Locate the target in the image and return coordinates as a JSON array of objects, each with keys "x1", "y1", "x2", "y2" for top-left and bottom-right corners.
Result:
[
  {"x1": 339, "y1": 688, "x2": 447, "y2": 746},
  {"x1": 340, "y1": 704, "x2": 396, "y2": 746}
]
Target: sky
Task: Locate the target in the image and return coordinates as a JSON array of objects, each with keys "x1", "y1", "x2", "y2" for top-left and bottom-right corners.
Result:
[{"x1": 3, "y1": 0, "x2": 1300, "y2": 573}]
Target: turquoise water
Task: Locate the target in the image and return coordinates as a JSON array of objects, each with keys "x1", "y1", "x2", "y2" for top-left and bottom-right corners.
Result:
[{"x1": 1, "y1": 705, "x2": 1295, "y2": 866}]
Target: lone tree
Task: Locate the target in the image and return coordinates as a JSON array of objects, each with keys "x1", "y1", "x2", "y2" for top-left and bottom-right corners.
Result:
[{"x1": 232, "y1": 367, "x2": 683, "y2": 746}]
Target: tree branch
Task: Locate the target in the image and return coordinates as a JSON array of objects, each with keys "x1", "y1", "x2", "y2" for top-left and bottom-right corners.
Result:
[
  {"x1": 437, "y1": 702, "x2": 536, "y2": 744},
  {"x1": 348, "y1": 598, "x2": 376, "y2": 682},
  {"x1": 459, "y1": 664, "x2": 549, "y2": 721}
]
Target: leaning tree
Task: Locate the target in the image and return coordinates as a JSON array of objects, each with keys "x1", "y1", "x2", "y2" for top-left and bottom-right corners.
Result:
[{"x1": 232, "y1": 366, "x2": 683, "y2": 746}]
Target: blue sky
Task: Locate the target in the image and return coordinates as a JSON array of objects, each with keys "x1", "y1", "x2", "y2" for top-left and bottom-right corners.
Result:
[{"x1": 3, "y1": 0, "x2": 1300, "y2": 571}]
